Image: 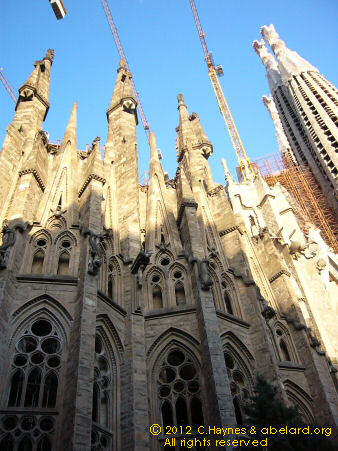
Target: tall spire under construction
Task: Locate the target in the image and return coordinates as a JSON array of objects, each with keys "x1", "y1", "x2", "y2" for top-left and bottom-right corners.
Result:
[{"x1": 254, "y1": 25, "x2": 338, "y2": 215}]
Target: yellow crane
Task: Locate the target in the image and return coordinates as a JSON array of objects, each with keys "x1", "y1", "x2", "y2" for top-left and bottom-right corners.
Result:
[{"x1": 189, "y1": 0, "x2": 255, "y2": 181}]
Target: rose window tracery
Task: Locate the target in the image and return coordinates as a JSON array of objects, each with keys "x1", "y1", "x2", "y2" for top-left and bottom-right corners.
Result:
[
  {"x1": 157, "y1": 349, "x2": 204, "y2": 430},
  {"x1": 0, "y1": 319, "x2": 63, "y2": 450}
]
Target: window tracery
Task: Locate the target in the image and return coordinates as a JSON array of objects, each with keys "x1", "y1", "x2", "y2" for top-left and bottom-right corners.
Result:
[
  {"x1": 157, "y1": 348, "x2": 204, "y2": 431},
  {"x1": 28, "y1": 232, "x2": 52, "y2": 275},
  {"x1": 91, "y1": 333, "x2": 113, "y2": 451},
  {"x1": 150, "y1": 272, "x2": 165, "y2": 309},
  {"x1": 275, "y1": 326, "x2": 295, "y2": 362},
  {"x1": 31, "y1": 237, "x2": 49, "y2": 274},
  {"x1": 172, "y1": 269, "x2": 186, "y2": 306},
  {"x1": 1, "y1": 319, "x2": 63, "y2": 449},
  {"x1": 223, "y1": 352, "x2": 252, "y2": 425}
]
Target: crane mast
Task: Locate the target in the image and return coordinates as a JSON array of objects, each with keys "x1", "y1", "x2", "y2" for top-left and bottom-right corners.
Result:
[
  {"x1": 189, "y1": 0, "x2": 254, "y2": 181},
  {"x1": 0, "y1": 69, "x2": 17, "y2": 103},
  {"x1": 100, "y1": 0, "x2": 150, "y2": 137}
]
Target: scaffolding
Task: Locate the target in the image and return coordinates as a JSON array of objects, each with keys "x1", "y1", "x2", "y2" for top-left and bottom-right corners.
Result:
[{"x1": 252, "y1": 153, "x2": 338, "y2": 253}]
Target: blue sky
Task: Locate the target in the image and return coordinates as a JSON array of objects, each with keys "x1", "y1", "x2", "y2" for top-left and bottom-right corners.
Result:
[{"x1": 1, "y1": 0, "x2": 337, "y2": 184}]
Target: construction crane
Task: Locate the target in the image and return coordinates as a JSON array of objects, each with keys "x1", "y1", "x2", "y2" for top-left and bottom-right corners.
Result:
[
  {"x1": 189, "y1": 0, "x2": 255, "y2": 181},
  {"x1": 100, "y1": 0, "x2": 150, "y2": 137},
  {"x1": 0, "y1": 69, "x2": 17, "y2": 103}
]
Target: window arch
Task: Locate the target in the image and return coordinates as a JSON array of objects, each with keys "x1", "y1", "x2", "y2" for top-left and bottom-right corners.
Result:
[
  {"x1": 156, "y1": 348, "x2": 204, "y2": 431},
  {"x1": 91, "y1": 332, "x2": 114, "y2": 451},
  {"x1": 57, "y1": 251, "x2": 69, "y2": 276},
  {"x1": 224, "y1": 291, "x2": 233, "y2": 315},
  {"x1": 175, "y1": 282, "x2": 186, "y2": 306},
  {"x1": 169, "y1": 265, "x2": 190, "y2": 308},
  {"x1": 148, "y1": 269, "x2": 166, "y2": 310},
  {"x1": 55, "y1": 234, "x2": 76, "y2": 276},
  {"x1": 107, "y1": 259, "x2": 118, "y2": 301},
  {"x1": 4, "y1": 318, "x2": 64, "y2": 448},
  {"x1": 31, "y1": 250, "x2": 45, "y2": 274},
  {"x1": 223, "y1": 351, "x2": 252, "y2": 425},
  {"x1": 274, "y1": 324, "x2": 297, "y2": 363},
  {"x1": 153, "y1": 286, "x2": 163, "y2": 309},
  {"x1": 29, "y1": 233, "x2": 51, "y2": 274}
]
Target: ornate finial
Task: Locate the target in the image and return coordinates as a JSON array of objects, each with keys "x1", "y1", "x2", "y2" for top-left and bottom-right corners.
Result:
[
  {"x1": 45, "y1": 49, "x2": 55, "y2": 63},
  {"x1": 260, "y1": 24, "x2": 318, "y2": 81},
  {"x1": 260, "y1": 24, "x2": 286, "y2": 56},
  {"x1": 253, "y1": 39, "x2": 277, "y2": 68},
  {"x1": 177, "y1": 93, "x2": 184, "y2": 103}
]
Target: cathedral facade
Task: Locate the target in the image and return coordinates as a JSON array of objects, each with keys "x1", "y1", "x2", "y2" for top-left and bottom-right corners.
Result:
[{"x1": 0, "y1": 44, "x2": 337, "y2": 451}]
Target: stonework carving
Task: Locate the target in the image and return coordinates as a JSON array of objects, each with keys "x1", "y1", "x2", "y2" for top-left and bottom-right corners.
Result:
[{"x1": 0, "y1": 220, "x2": 28, "y2": 269}]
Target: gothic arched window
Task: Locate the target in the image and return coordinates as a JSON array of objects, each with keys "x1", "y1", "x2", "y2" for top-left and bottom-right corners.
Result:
[
  {"x1": 57, "y1": 251, "x2": 70, "y2": 276},
  {"x1": 157, "y1": 348, "x2": 204, "y2": 431},
  {"x1": 4, "y1": 318, "x2": 63, "y2": 447},
  {"x1": 30, "y1": 236, "x2": 49, "y2": 274},
  {"x1": 275, "y1": 326, "x2": 295, "y2": 362},
  {"x1": 8, "y1": 319, "x2": 62, "y2": 409},
  {"x1": 171, "y1": 268, "x2": 187, "y2": 307},
  {"x1": 223, "y1": 352, "x2": 252, "y2": 425},
  {"x1": 175, "y1": 282, "x2": 186, "y2": 306},
  {"x1": 31, "y1": 250, "x2": 44, "y2": 274},
  {"x1": 224, "y1": 292, "x2": 233, "y2": 315},
  {"x1": 106, "y1": 259, "x2": 119, "y2": 302},
  {"x1": 55, "y1": 237, "x2": 74, "y2": 276},
  {"x1": 153, "y1": 286, "x2": 163, "y2": 309},
  {"x1": 91, "y1": 333, "x2": 114, "y2": 451}
]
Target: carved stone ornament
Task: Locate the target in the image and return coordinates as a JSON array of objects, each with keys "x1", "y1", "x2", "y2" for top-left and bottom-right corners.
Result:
[
  {"x1": 316, "y1": 258, "x2": 327, "y2": 273},
  {"x1": 81, "y1": 228, "x2": 103, "y2": 276},
  {"x1": 199, "y1": 258, "x2": 213, "y2": 291},
  {"x1": 254, "y1": 284, "x2": 276, "y2": 320},
  {"x1": 50, "y1": 205, "x2": 67, "y2": 218},
  {"x1": 0, "y1": 220, "x2": 28, "y2": 270}
]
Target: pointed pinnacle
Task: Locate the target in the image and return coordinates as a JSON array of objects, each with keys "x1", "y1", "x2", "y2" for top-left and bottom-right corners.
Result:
[
  {"x1": 221, "y1": 158, "x2": 234, "y2": 182},
  {"x1": 62, "y1": 101, "x2": 77, "y2": 147}
]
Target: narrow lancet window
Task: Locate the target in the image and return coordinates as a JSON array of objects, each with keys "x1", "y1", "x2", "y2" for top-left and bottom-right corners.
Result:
[
  {"x1": 175, "y1": 282, "x2": 186, "y2": 306},
  {"x1": 57, "y1": 251, "x2": 69, "y2": 275},
  {"x1": 31, "y1": 250, "x2": 44, "y2": 274},
  {"x1": 153, "y1": 286, "x2": 163, "y2": 309}
]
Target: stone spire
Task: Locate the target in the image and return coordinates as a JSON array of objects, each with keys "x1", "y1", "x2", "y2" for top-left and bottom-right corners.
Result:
[
  {"x1": 107, "y1": 59, "x2": 138, "y2": 119},
  {"x1": 260, "y1": 25, "x2": 318, "y2": 83},
  {"x1": 221, "y1": 158, "x2": 234, "y2": 183},
  {"x1": 149, "y1": 131, "x2": 162, "y2": 175},
  {"x1": 17, "y1": 49, "x2": 54, "y2": 118},
  {"x1": 61, "y1": 101, "x2": 77, "y2": 149},
  {"x1": 105, "y1": 60, "x2": 140, "y2": 260},
  {"x1": 253, "y1": 39, "x2": 282, "y2": 92}
]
